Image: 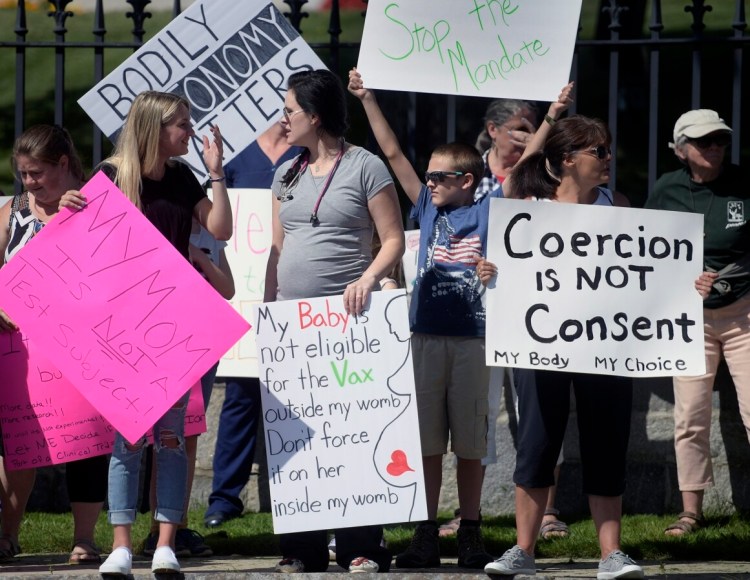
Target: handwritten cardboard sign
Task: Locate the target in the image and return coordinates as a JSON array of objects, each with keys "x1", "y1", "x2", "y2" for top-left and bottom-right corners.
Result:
[
  {"x1": 78, "y1": 0, "x2": 326, "y2": 181},
  {"x1": 254, "y1": 290, "x2": 426, "y2": 533},
  {"x1": 486, "y1": 198, "x2": 706, "y2": 377},
  {"x1": 357, "y1": 0, "x2": 581, "y2": 100},
  {"x1": 0, "y1": 331, "x2": 115, "y2": 470},
  {"x1": 402, "y1": 229, "x2": 419, "y2": 298},
  {"x1": 0, "y1": 172, "x2": 249, "y2": 443},
  {"x1": 218, "y1": 188, "x2": 272, "y2": 377},
  {"x1": 0, "y1": 332, "x2": 207, "y2": 470}
]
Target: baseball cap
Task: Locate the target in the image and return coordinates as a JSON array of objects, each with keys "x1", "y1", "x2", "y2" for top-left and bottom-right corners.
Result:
[{"x1": 673, "y1": 109, "x2": 732, "y2": 143}]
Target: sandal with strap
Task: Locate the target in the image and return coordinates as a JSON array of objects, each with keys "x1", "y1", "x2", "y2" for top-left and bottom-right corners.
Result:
[
  {"x1": 69, "y1": 538, "x2": 102, "y2": 565},
  {"x1": 438, "y1": 509, "x2": 462, "y2": 537},
  {"x1": 539, "y1": 508, "x2": 569, "y2": 540},
  {"x1": 0, "y1": 534, "x2": 21, "y2": 562},
  {"x1": 664, "y1": 511, "x2": 703, "y2": 537}
]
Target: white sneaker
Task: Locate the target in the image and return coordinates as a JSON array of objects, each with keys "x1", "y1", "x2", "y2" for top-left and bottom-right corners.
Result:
[
  {"x1": 151, "y1": 545, "x2": 180, "y2": 574},
  {"x1": 99, "y1": 546, "x2": 132, "y2": 576},
  {"x1": 349, "y1": 556, "x2": 379, "y2": 573},
  {"x1": 484, "y1": 545, "x2": 536, "y2": 576},
  {"x1": 275, "y1": 557, "x2": 305, "y2": 573},
  {"x1": 328, "y1": 536, "x2": 337, "y2": 560},
  {"x1": 597, "y1": 550, "x2": 644, "y2": 579}
]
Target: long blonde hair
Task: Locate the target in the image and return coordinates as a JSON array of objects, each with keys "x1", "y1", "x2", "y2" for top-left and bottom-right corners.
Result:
[{"x1": 104, "y1": 91, "x2": 190, "y2": 210}]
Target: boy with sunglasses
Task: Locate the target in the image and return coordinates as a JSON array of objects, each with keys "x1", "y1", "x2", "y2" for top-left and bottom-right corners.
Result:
[{"x1": 348, "y1": 69, "x2": 498, "y2": 570}]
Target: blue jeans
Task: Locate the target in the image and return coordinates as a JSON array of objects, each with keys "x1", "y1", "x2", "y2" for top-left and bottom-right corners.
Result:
[
  {"x1": 205, "y1": 377, "x2": 261, "y2": 519},
  {"x1": 108, "y1": 393, "x2": 189, "y2": 525}
]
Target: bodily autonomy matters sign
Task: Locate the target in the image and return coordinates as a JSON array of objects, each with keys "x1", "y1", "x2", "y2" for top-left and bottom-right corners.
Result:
[
  {"x1": 254, "y1": 290, "x2": 426, "y2": 533},
  {"x1": 486, "y1": 199, "x2": 706, "y2": 377},
  {"x1": 357, "y1": 0, "x2": 582, "y2": 100},
  {"x1": 0, "y1": 172, "x2": 249, "y2": 443},
  {"x1": 78, "y1": 0, "x2": 326, "y2": 181}
]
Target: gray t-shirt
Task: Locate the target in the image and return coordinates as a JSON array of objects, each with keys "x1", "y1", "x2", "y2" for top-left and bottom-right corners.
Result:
[{"x1": 271, "y1": 146, "x2": 393, "y2": 300}]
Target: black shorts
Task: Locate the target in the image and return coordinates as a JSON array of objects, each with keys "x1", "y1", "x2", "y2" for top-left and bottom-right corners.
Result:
[{"x1": 513, "y1": 368, "x2": 632, "y2": 496}]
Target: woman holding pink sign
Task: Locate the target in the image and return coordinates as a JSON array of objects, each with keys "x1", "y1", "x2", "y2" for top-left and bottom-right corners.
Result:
[
  {"x1": 0, "y1": 124, "x2": 108, "y2": 565},
  {"x1": 61, "y1": 90, "x2": 232, "y2": 576}
]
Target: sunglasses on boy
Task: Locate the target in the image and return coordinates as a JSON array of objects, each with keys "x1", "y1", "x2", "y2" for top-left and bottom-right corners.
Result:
[
  {"x1": 687, "y1": 133, "x2": 732, "y2": 149},
  {"x1": 577, "y1": 145, "x2": 612, "y2": 160},
  {"x1": 424, "y1": 171, "x2": 464, "y2": 183}
]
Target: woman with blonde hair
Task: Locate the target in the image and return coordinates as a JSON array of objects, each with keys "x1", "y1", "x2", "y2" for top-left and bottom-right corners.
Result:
[{"x1": 62, "y1": 90, "x2": 231, "y2": 576}]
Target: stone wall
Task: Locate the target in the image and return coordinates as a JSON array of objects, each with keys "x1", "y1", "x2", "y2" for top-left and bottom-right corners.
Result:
[{"x1": 29, "y1": 366, "x2": 750, "y2": 518}]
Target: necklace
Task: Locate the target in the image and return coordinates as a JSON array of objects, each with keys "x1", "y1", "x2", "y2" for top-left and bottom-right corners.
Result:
[{"x1": 313, "y1": 142, "x2": 343, "y2": 174}]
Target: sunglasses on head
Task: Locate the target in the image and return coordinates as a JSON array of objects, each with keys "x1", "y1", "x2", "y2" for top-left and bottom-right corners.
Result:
[
  {"x1": 688, "y1": 134, "x2": 732, "y2": 149},
  {"x1": 424, "y1": 170, "x2": 464, "y2": 183},
  {"x1": 578, "y1": 145, "x2": 612, "y2": 160}
]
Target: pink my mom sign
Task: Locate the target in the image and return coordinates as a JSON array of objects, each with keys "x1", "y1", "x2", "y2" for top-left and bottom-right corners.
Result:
[
  {"x1": 0, "y1": 171, "x2": 249, "y2": 443},
  {"x1": 0, "y1": 328, "x2": 207, "y2": 470}
]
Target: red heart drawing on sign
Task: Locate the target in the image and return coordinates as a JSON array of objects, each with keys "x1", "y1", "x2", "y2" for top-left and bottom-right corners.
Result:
[{"x1": 386, "y1": 449, "x2": 414, "y2": 476}]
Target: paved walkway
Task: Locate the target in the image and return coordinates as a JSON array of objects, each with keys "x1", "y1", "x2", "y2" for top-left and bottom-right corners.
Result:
[{"x1": 2, "y1": 555, "x2": 749, "y2": 578}]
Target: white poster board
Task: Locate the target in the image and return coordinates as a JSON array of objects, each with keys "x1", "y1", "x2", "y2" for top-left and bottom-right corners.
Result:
[
  {"x1": 357, "y1": 0, "x2": 582, "y2": 100},
  {"x1": 486, "y1": 199, "x2": 706, "y2": 377},
  {"x1": 254, "y1": 290, "x2": 426, "y2": 533},
  {"x1": 78, "y1": 0, "x2": 326, "y2": 181},
  {"x1": 218, "y1": 188, "x2": 272, "y2": 377},
  {"x1": 402, "y1": 229, "x2": 420, "y2": 297}
]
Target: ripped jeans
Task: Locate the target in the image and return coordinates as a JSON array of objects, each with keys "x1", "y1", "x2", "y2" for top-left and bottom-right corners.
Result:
[{"x1": 107, "y1": 393, "x2": 189, "y2": 525}]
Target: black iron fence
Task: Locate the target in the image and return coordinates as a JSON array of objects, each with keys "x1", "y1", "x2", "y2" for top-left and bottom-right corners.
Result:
[{"x1": 0, "y1": 0, "x2": 747, "y2": 205}]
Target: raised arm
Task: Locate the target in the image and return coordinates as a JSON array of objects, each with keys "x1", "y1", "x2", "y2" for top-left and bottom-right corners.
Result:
[
  {"x1": 348, "y1": 68, "x2": 423, "y2": 205},
  {"x1": 194, "y1": 125, "x2": 233, "y2": 241},
  {"x1": 504, "y1": 82, "x2": 574, "y2": 198}
]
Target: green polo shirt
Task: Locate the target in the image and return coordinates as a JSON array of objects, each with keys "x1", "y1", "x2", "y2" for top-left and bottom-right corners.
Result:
[{"x1": 646, "y1": 164, "x2": 750, "y2": 308}]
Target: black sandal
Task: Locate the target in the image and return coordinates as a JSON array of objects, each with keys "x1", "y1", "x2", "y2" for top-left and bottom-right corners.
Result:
[{"x1": 0, "y1": 534, "x2": 21, "y2": 562}]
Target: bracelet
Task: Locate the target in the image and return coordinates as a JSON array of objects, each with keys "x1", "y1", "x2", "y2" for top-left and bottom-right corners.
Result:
[
  {"x1": 544, "y1": 114, "x2": 556, "y2": 126},
  {"x1": 208, "y1": 176, "x2": 226, "y2": 183}
]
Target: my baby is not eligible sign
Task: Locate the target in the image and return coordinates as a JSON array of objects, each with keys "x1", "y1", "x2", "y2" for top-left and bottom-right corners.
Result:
[{"x1": 254, "y1": 290, "x2": 426, "y2": 533}]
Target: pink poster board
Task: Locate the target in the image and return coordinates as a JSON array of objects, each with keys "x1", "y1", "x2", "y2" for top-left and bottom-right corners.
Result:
[
  {"x1": 0, "y1": 171, "x2": 248, "y2": 443},
  {"x1": 0, "y1": 331, "x2": 207, "y2": 470}
]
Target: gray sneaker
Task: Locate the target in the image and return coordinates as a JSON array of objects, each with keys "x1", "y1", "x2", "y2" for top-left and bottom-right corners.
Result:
[
  {"x1": 484, "y1": 545, "x2": 535, "y2": 576},
  {"x1": 597, "y1": 550, "x2": 644, "y2": 579}
]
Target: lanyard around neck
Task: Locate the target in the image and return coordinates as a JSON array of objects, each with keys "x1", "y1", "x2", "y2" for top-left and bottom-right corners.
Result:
[{"x1": 306, "y1": 140, "x2": 345, "y2": 225}]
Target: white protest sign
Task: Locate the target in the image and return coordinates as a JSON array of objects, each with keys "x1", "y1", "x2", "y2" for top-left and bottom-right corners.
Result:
[
  {"x1": 78, "y1": 0, "x2": 326, "y2": 181},
  {"x1": 357, "y1": 0, "x2": 582, "y2": 100},
  {"x1": 402, "y1": 229, "x2": 420, "y2": 297},
  {"x1": 486, "y1": 198, "x2": 706, "y2": 377},
  {"x1": 219, "y1": 188, "x2": 272, "y2": 377},
  {"x1": 254, "y1": 290, "x2": 426, "y2": 533}
]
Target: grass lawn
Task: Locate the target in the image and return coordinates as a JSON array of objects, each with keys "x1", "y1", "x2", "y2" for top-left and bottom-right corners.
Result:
[{"x1": 17, "y1": 508, "x2": 750, "y2": 562}]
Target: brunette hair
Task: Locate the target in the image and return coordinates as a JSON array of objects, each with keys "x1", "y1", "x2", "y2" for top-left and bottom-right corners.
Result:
[
  {"x1": 510, "y1": 115, "x2": 611, "y2": 200},
  {"x1": 431, "y1": 142, "x2": 485, "y2": 195},
  {"x1": 12, "y1": 124, "x2": 85, "y2": 182}
]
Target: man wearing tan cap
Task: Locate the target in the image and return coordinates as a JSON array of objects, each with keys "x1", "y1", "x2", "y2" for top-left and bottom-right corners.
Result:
[{"x1": 646, "y1": 109, "x2": 750, "y2": 537}]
